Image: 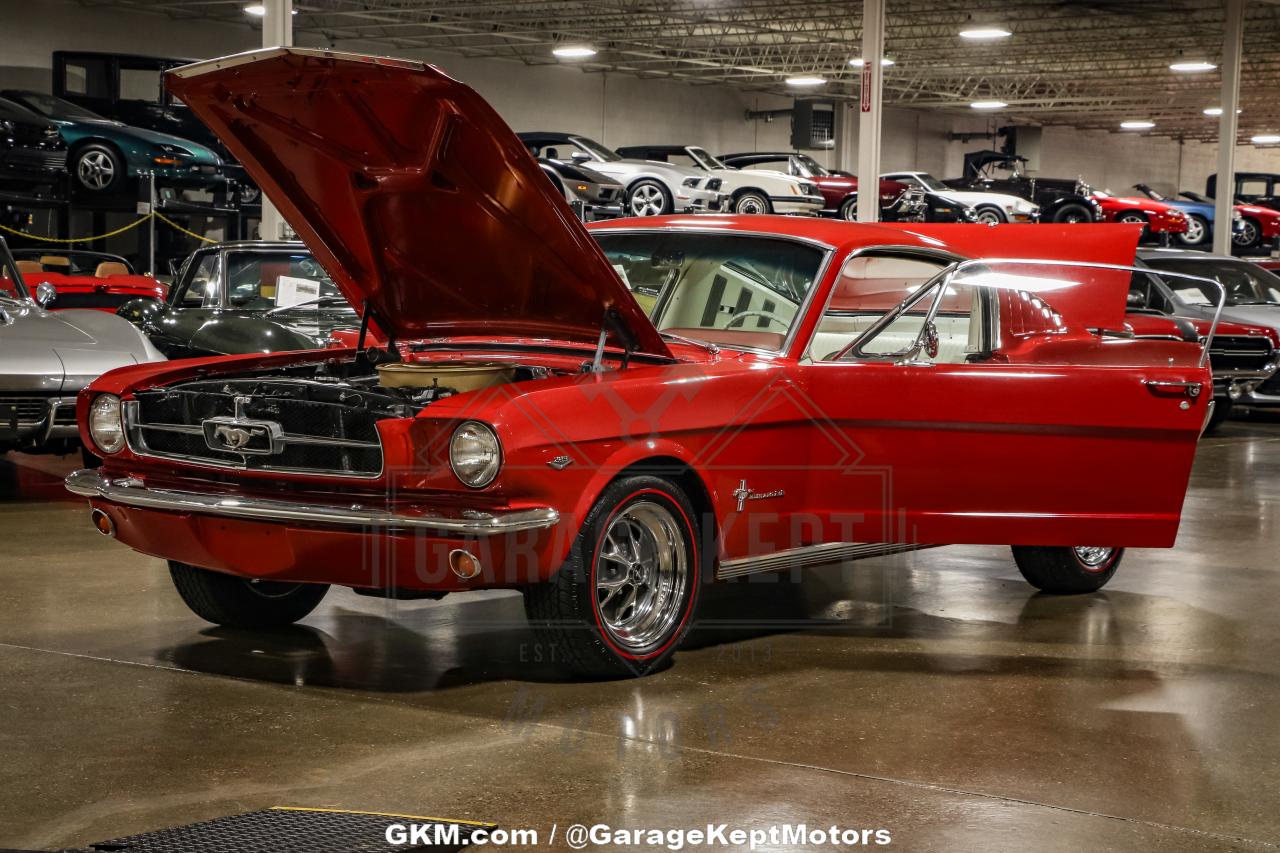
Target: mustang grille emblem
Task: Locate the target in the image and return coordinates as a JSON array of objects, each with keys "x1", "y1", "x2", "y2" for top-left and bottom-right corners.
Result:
[{"x1": 202, "y1": 415, "x2": 284, "y2": 456}]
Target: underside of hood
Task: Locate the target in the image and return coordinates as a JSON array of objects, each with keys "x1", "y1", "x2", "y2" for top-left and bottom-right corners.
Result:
[{"x1": 165, "y1": 48, "x2": 670, "y2": 359}]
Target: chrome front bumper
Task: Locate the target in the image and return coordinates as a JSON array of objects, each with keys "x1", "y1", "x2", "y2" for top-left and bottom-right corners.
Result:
[{"x1": 64, "y1": 470, "x2": 561, "y2": 535}]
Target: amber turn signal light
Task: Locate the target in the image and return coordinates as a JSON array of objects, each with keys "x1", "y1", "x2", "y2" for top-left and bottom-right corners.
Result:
[
  {"x1": 91, "y1": 509, "x2": 116, "y2": 537},
  {"x1": 448, "y1": 549, "x2": 482, "y2": 579}
]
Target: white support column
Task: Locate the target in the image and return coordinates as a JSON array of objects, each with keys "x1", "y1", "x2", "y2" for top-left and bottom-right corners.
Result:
[
  {"x1": 1213, "y1": 0, "x2": 1243, "y2": 256},
  {"x1": 856, "y1": 0, "x2": 885, "y2": 222},
  {"x1": 258, "y1": 0, "x2": 293, "y2": 242}
]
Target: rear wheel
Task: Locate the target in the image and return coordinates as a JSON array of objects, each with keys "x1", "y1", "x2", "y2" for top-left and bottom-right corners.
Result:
[
  {"x1": 523, "y1": 475, "x2": 701, "y2": 678},
  {"x1": 838, "y1": 196, "x2": 860, "y2": 221},
  {"x1": 1233, "y1": 218, "x2": 1262, "y2": 252},
  {"x1": 169, "y1": 561, "x2": 329, "y2": 628},
  {"x1": 1178, "y1": 214, "x2": 1210, "y2": 247},
  {"x1": 1012, "y1": 546, "x2": 1123, "y2": 594}
]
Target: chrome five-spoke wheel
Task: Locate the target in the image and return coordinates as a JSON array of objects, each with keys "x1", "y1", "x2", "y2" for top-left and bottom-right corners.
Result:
[
  {"x1": 523, "y1": 475, "x2": 700, "y2": 678},
  {"x1": 595, "y1": 500, "x2": 690, "y2": 653}
]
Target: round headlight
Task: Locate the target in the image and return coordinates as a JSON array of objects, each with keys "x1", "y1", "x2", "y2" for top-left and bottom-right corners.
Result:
[
  {"x1": 449, "y1": 421, "x2": 502, "y2": 488},
  {"x1": 88, "y1": 394, "x2": 125, "y2": 455}
]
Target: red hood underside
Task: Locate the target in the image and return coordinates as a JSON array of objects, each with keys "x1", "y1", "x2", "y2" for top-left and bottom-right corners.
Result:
[{"x1": 165, "y1": 48, "x2": 669, "y2": 358}]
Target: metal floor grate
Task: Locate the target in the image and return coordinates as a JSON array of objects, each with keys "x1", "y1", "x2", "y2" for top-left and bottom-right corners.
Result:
[{"x1": 61, "y1": 807, "x2": 493, "y2": 853}]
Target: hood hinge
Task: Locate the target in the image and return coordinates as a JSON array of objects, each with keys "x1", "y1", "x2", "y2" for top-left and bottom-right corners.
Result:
[{"x1": 587, "y1": 306, "x2": 636, "y2": 373}]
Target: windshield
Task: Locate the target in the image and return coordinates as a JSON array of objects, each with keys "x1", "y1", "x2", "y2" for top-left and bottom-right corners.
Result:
[
  {"x1": 913, "y1": 173, "x2": 947, "y2": 191},
  {"x1": 12, "y1": 92, "x2": 106, "y2": 121},
  {"x1": 1093, "y1": 190, "x2": 1112, "y2": 198},
  {"x1": 594, "y1": 232, "x2": 825, "y2": 352},
  {"x1": 794, "y1": 153, "x2": 830, "y2": 177},
  {"x1": 0, "y1": 247, "x2": 29, "y2": 301},
  {"x1": 687, "y1": 146, "x2": 725, "y2": 170},
  {"x1": 223, "y1": 251, "x2": 345, "y2": 311},
  {"x1": 1141, "y1": 186, "x2": 1170, "y2": 202},
  {"x1": 570, "y1": 136, "x2": 622, "y2": 162},
  {"x1": 1144, "y1": 258, "x2": 1280, "y2": 306}
]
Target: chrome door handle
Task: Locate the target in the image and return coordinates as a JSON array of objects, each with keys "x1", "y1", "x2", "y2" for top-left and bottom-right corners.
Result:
[{"x1": 1145, "y1": 380, "x2": 1202, "y2": 398}]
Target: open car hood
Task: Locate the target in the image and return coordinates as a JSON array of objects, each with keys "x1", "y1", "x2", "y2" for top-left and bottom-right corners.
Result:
[{"x1": 166, "y1": 48, "x2": 670, "y2": 358}]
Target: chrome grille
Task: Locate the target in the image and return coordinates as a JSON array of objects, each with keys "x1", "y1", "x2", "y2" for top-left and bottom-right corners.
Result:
[
  {"x1": 127, "y1": 382, "x2": 385, "y2": 478},
  {"x1": 1207, "y1": 335, "x2": 1274, "y2": 372},
  {"x1": 0, "y1": 397, "x2": 50, "y2": 426}
]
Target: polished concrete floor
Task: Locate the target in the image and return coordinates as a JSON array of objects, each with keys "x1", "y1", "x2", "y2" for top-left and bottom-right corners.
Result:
[{"x1": 2, "y1": 420, "x2": 1280, "y2": 852}]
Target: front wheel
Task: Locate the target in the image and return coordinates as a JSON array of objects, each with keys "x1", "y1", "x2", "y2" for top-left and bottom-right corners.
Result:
[
  {"x1": 838, "y1": 196, "x2": 860, "y2": 221},
  {"x1": 1012, "y1": 546, "x2": 1123, "y2": 594},
  {"x1": 626, "y1": 180, "x2": 672, "y2": 217},
  {"x1": 974, "y1": 205, "x2": 1006, "y2": 225},
  {"x1": 169, "y1": 561, "x2": 329, "y2": 628},
  {"x1": 73, "y1": 143, "x2": 126, "y2": 194},
  {"x1": 733, "y1": 190, "x2": 772, "y2": 215},
  {"x1": 1178, "y1": 214, "x2": 1210, "y2": 247},
  {"x1": 523, "y1": 475, "x2": 701, "y2": 678},
  {"x1": 1053, "y1": 203, "x2": 1092, "y2": 224},
  {"x1": 1117, "y1": 211, "x2": 1148, "y2": 237}
]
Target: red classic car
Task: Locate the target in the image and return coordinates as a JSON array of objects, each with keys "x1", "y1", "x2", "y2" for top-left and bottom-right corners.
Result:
[
  {"x1": 718, "y1": 151, "x2": 925, "y2": 222},
  {"x1": 1234, "y1": 202, "x2": 1280, "y2": 252},
  {"x1": 66, "y1": 49, "x2": 1213, "y2": 678},
  {"x1": 11, "y1": 249, "x2": 165, "y2": 311},
  {"x1": 1091, "y1": 192, "x2": 1189, "y2": 237}
]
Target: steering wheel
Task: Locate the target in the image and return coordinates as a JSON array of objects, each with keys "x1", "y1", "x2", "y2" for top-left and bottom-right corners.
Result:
[{"x1": 725, "y1": 310, "x2": 788, "y2": 331}]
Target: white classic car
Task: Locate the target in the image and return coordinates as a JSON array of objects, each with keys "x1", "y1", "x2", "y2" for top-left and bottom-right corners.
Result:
[
  {"x1": 882, "y1": 170, "x2": 1039, "y2": 225},
  {"x1": 519, "y1": 132, "x2": 726, "y2": 217},
  {"x1": 616, "y1": 144, "x2": 826, "y2": 215}
]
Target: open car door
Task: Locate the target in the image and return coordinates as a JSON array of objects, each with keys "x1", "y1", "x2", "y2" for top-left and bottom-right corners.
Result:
[{"x1": 797, "y1": 255, "x2": 1221, "y2": 550}]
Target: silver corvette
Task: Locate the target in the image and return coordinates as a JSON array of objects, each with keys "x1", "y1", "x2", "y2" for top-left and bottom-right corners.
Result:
[
  {"x1": 0, "y1": 237, "x2": 165, "y2": 456},
  {"x1": 519, "y1": 132, "x2": 726, "y2": 217}
]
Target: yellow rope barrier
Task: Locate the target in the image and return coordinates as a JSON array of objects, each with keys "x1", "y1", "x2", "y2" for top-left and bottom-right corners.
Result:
[
  {"x1": 0, "y1": 214, "x2": 153, "y2": 243},
  {"x1": 154, "y1": 212, "x2": 219, "y2": 244},
  {"x1": 0, "y1": 210, "x2": 220, "y2": 245}
]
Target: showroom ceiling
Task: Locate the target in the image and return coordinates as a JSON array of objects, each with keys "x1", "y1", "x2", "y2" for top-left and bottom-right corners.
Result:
[{"x1": 81, "y1": 0, "x2": 1280, "y2": 143}]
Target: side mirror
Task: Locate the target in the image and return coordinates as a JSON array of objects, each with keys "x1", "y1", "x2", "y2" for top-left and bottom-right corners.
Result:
[
  {"x1": 922, "y1": 320, "x2": 940, "y2": 360},
  {"x1": 33, "y1": 282, "x2": 56, "y2": 308},
  {"x1": 570, "y1": 151, "x2": 591, "y2": 164}
]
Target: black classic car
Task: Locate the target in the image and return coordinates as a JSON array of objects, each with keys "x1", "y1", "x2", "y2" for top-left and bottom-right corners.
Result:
[
  {"x1": 52, "y1": 50, "x2": 257, "y2": 203},
  {"x1": 0, "y1": 96, "x2": 67, "y2": 190},
  {"x1": 1207, "y1": 172, "x2": 1280, "y2": 212},
  {"x1": 538, "y1": 157, "x2": 623, "y2": 220},
  {"x1": 944, "y1": 151, "x2": 1103, "y2": 223},
  {"x1": 117, "y1": 240, "x2": 360, "y2": 358}
]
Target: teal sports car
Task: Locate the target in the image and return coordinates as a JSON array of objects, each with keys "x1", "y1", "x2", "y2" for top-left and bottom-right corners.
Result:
[{"x1": 0, "y1": 90, "x2": 225, "y2": 196}]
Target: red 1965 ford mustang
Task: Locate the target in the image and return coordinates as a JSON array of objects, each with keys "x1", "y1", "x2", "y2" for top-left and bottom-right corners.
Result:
[{"x1": 66, "y1": 48, "x2": 1219, "y2": 677}]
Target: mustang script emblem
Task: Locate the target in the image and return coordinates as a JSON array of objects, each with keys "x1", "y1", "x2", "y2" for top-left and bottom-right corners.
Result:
[
  {"x1": 202, "y1": 416, "x2": 284, "y2": 455},
  {"x1": 733, "y1": 479, "x2": 785, "y2": 512}
]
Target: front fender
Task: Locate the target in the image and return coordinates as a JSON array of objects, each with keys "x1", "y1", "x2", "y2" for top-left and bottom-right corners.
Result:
[{"x1": 188, "y1": 314, "x2": 319, "y2": 355}]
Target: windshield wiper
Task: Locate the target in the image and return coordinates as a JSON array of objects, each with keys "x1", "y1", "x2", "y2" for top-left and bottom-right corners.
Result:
[
  {"x1": 659, "y1": 330, "x2": 720, "y2": 355},
  {"x1": 265, "y1": 295, "x2": 349, "y2": 315}
]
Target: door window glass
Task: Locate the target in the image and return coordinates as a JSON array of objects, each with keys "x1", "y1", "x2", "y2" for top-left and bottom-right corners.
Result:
[
  {"x1": 174, "y1": 254, "x2": 218, "y2": 307},
  {"x1": 62, "y1": 58, "x2": 110, "y2": 98},
  {"x1": 119, "y1": 67, "x2": 162, "y2": 103}
]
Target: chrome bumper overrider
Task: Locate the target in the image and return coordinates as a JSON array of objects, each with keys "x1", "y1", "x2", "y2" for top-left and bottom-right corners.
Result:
[{"x1": 64, "y1": 470, "x2": 561, "y2": 535}]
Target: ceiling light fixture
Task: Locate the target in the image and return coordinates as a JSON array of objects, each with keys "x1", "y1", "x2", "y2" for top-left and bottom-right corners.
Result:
[
  {"x1": 552, "y1": 45, "x2": 597, "y2": 58},
  {"x1": 970, "y1": 100, "x2": 1008, "y2": 110},
  {"x1": 1203, "y1": 107, "x2": 1241, "y2": 116},
  {"x1": 1252, "y1": 134, "x2": 1280, "y2": 145},
  {"x1": 959, "y1": 26, "x2": 1012, "y2": 40},
  {"x1": 849, "y1": 57, "x2": 895, "y2": 67},
  {"x1": 785, "y1": 76, "x2": 827, "y2": 87},
  {"x1": 243, "y1": 4, "x2": 297, "y2": 15},
  {"x1": 1170, "y1": 60, "x2": 1217, "y2": 73},
  {"x1": 1120, "y1": 120, "x2": 1156, "y2": 130}
]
